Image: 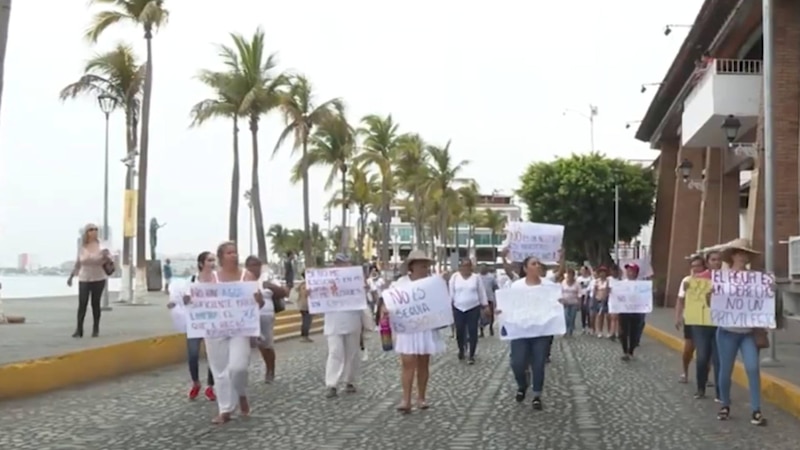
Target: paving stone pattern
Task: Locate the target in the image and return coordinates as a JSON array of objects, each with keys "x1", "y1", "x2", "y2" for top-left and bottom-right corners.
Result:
[{"x1": 1, "y1": 333, "x2": 799, "y2": 450}]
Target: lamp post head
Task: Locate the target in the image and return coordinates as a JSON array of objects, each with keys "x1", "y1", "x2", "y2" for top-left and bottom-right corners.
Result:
[
  {"x1": 98, "y1": 94, "x2": 116, "y2": 115},
  {"x1": 677, "y1": 158, "x2": 693, "y2": 181},
  {"x1": 640, "y1": 85, "x2": 647, "y2": 93},
  {"x1": 664, "y1": 25, "x2": 672, "y2": 36},
  {"x1": 721, "y1": 114, "x2": 741, "y2": 144}
]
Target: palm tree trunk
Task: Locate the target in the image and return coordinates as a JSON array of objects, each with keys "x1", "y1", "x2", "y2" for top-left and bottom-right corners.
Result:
[
  {"x1": 134, "y1": 32, "x2": 154, "y2": 297},
  {"x1": 381, "y1": 194, "x2": 390, "y2": 269},
  {"x1": 357, "y1": 208, "x2": 366, "y2": 262},
  {"x1": 339, "y1": 167, "x2": 348, "y2": 252},
  {"x1": 301, "y1": 135, "x2": 313, "y2": 265},
  {"x1": 249, "y1": 116, "x2": 268, "y2": 261},
  {"x1": 228, "y1": 117, "x2": 240, "y2": 243},
  {"x1": 491, "y1": 231, "x2": 497, "y2": 263}
]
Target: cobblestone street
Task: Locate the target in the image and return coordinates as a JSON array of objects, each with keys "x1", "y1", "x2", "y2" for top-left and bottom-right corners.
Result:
[{"x1": 1, "y1": 332, "x2": 799, "y2": 450}]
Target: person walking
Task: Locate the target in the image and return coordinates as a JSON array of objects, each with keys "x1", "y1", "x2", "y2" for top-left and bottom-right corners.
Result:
[
  {"x1": 324, "y1": 254, "x2": 364, "y2": 398},
  {"x1": 163, "y1": 258, "x2": 173, "y2": 293},
  {"x1": 449, "y1": 259, "x2": 489, "y2": 364},
  {"x1": 167, "y1": 251, "x2": 215, "y2": 401},
  {"x1": 245, "y1": 255, "x2": 288, "y2": 383},
  {"x1": 560, "y1": 268, "x2": 580, "y2": 336},
  {"x1": 382, "y1": 250, "x2": 446, "y2": 413},
  {"x1": 296, "y1": 272, "x2": 313, "y2": 342},
  {"x1": 67, "y1": 223, "x2": 113, "y2": 338},
  {"x1": 496, "y1": 256, "x2": 558, "y2": 411},
  {"x1": 193, "y1": 241, "x2": 263, "y2": 425},
  {"x1": 478, "y1": 265, "x2": 498, "y2": 337},
  {"x1": 618, "y1": 263, "x2": 645, "y2": 360}
]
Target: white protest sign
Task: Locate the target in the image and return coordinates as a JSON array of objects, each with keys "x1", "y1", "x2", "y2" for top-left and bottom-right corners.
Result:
[
  {"x1": 496, "y1": 285, "x2": 566, "y2": 340},
  {"x1": 306, "y1": 266, "x2": 368, "y2": 314},
  {"x1": 383, "y1": 276, "x2": 453, "y2": 333},
  {"x1": 186, "y1": 281, "x2": 261, "y2": 339},
  {"x1": 710, "y1": 270, "x2": 776, "y2": 328},
  {"x1": 168, "y1": 280, "x2": 188, "y2": 332},
  {"x1": 505, "y1": 222, "x2": 564, "y2": 264},
  {"x1": 608, "y1": 280, "x2": 653, "y2": 314}
]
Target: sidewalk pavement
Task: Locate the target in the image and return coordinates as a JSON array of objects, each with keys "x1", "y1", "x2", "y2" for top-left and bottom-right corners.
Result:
[
  {"x1": 0, "y1": 293, "x2": 300, "y2": 365},
  {"x1": 1, "y1": 334, "x2": 798, "y2": 449},
  {"x1": 645, "y1": 306, "x2": 800, "y2": 419},
  {"x1": 645, "y1": 307, "x2": 800, "y2": 386}
]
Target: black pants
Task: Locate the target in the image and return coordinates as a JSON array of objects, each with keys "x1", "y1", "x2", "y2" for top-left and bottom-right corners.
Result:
[
  {"x1": 453, "y1": 306, "x2": 481, "y2": 358},
  {"x1": 77, "y1": 280, "x2": 106, "y2": 333},
  {"x1": 300, "y1": 310, "x2": 312, "y2": 337},
  {"x1": 619, "y1": 313, "x2": 644, "y2": 355},
  {"x1": 580, "y1": 296, "x2": 591, "y2": 329}
]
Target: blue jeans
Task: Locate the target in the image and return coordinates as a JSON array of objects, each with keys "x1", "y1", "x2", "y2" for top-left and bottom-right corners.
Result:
[
  {"x1": 563, "y1": 304, "x2": 578, "y2": 335},
  {"x1": 691, "y1": 325, "x2": 720, "y2": 398},
  {"x1": 187, "y1": 338, "x2": 214, "y2": 385},
  {"x1": 509, "y1": 336, "x2": 551, "y2": 396},
  {"x1": 716, "y1": 328, "x2": 761, "y2": 411},
  {"x1": 453, "y1": 306, "x2": 481, "y2": 358}
]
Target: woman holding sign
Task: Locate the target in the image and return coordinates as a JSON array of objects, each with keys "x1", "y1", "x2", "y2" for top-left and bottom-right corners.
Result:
[
  {"x1": 199, "y1": 242, "x2": 264, "y2": 425},
  {"x1": 617, "y1": 263, "x2": 645, "y2": 360},
  {"x1": 383, "y1": 250, "x2": 446, "y2": 413},
  {"x1": 714, "y1": 240, "x2": 767, "y2": 426},
  {"x1": 497, "y1": 256, "x2": 558, "y2": 411}
]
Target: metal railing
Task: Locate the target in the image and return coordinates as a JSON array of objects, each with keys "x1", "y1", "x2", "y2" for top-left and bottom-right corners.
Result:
[{"x1": 713, "y1": 58, "x2": 762, "y2": 75}]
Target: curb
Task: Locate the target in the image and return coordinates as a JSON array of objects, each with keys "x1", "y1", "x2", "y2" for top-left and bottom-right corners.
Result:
[
  {"x1": 644, "y1": 324, "x2": 800, "y2": 419},
  {"x1": 0, "y1": 312, "x2": 322, "y2": 401}
]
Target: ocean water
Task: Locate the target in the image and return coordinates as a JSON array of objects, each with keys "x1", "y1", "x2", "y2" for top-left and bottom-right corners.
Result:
[{"x1": 0, "y1": 275, "x2": 186, "y2": 299}]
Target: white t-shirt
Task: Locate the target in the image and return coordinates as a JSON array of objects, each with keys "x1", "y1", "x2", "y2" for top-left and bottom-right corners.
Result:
[
  {"x1": 259, "y1": 278, "x2": 275, "y2": 317},
  {"x1": 449, "y1": 272, "x2": 488, "y2": 312},
  {"x1": 561, "y1": 279, "x2": 581, "y2": 305},
  {"x1": 368, "y1": 277, "x2": 385, "y2": 293},
  {"x1": 577, "y1": 275, "x2": 592, "y2": 296},
  {"x1": 677, "y1": 275, "x2": 691, "y2": 299},
  {"x1": 510, "y1": 277, "x2": 557, "y2": 289}
]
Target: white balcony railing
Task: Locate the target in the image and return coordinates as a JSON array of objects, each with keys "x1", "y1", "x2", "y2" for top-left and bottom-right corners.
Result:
[{"x1": 788, "y1": 236, "x2": 800, "y2": 279}]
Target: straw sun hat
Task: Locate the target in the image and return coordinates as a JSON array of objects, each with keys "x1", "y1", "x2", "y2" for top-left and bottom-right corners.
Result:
[
  {"x1": 718, "y1": 238, "x2": 760, "y2": 263},
  {"x1": 401, "y1": 249, "x2": 432, "y2": 272}
]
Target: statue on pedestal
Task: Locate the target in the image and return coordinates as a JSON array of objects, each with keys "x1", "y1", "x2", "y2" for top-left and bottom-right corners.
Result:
[{"x1": 149, "y1": 218, "x2": 167, "y2": 261}]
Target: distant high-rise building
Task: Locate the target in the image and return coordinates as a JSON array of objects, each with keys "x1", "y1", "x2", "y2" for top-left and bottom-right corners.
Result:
[{"x1": 16, "y1": 253, "x2": 38, "y2": 272}]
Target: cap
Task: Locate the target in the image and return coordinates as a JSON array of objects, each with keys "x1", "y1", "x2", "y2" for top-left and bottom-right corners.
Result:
[
  {"x1": 334, "y1": 253, "x2": 351, "y2": 263},
  {"x1": 597, "y1": 266, "x2": 608, "y2": 273}
]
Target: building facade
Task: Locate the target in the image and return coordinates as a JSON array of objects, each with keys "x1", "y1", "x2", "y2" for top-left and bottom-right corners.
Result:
[
  {"x1": 635, "y1": 0, "x2": 799, "y2": 306},
  {"x1": 387, "y1": 191, "x2": 522, "y2": 265}
]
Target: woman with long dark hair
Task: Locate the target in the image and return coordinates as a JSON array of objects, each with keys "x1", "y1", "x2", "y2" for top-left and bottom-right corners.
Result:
[
  {"x1": 167, "y1": 251, "x2": 216, "y2": 401},
  {"x1": 67, "y1": 223, "x2": 113, "y2": 338}
]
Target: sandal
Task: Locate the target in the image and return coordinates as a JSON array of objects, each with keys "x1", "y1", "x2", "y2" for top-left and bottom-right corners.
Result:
[
  {"x1": 417, "y1": 399, "x2": 430, "y2": 410},
  {"x1": 211, "y1": 413, "x2": 231, "y2": 425},
  {"x1": 239, "y1": 397, "x2": 251, "y2": 416},
  {"x1": 717, "y1": 406, "x2": 730, "y2": 421},
  {"x1": 396, "y1": 403, "x2": 412, "y2": 414}
]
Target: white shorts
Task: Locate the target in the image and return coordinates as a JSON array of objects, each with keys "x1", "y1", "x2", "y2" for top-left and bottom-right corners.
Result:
[{"x1": 258, "y1": 315, "x2": 275, "y2": 349}]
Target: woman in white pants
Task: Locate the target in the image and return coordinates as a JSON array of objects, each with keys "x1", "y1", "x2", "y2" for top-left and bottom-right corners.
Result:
[
  {"x1": 324, "y1": 253, "x2": 365, "y2": 398},
  {"x1": 196, "y1": 241, "x2": 263, "y2": 424}
]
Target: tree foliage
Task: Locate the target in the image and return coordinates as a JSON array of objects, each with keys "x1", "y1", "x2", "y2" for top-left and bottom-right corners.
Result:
[{"x1": 517, "y1": 153, "x2": 655, "y2": 266}]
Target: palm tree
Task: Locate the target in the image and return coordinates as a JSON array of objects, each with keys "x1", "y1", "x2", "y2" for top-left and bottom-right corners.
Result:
[
  {"x1": 357, "y1": 114, "x2": 402, "y2": 269},
  {"x1": 59, "y1": 43, "x2": 144, "y2": 288},
  {"x1": 289, "y1": 111, "x2": 355, "y2": 252},
  {"x1": 482, "y1": 208, "x2": 507, "y2": 263},
  {"x1": 274, "y1": 75, "x2": 343, "y2": 265},
  {"x1": 458, "y1": 182, "x2": 479, "y2": 256},
  {"x1": 394, "y1": 133, "x2": 431, "y2": 252},
  {"x1": 426, "y1": 140, "x2": 469, "y2": 267},
  {"x1": 267, "y1": 223, "x2": 292, "y2": 257},
  {"x1": 190, "y1": 70, "x2": 243, "y2": 243},
  {"x1": 328, "y1": 166, "x2": 379, "y2": 262},
  {"x1": 223, "y1": 28, "x2": 285, "y2": 261},
  {"x1": 86, "y1": 0, "x2": 169, "y2": 278}
]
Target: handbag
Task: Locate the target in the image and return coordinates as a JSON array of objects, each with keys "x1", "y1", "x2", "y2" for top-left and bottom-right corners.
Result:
[
  {"x1": 102, "y1": 259, "x2": 115, "y2": 276},
  {"x1": 753, "y1": 328, "x2": 770, "y2": 349}
]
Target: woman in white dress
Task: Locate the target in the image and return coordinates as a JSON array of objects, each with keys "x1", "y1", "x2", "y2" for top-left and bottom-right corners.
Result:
[
  {"x1": 193, "y1": 241, "x2": 264, "y2": 424},
  {"x1": 381, "y1": 250, "x2": 446, "y2": 413}
]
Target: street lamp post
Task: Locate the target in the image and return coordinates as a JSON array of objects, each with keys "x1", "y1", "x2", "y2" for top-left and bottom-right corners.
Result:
[
  {"x1": 120, "y1": 151, "x2": 137, "y2": 304},
  {"x1": 0, "y1": 0, "x2": 10, "y2": 126},
  {"x1": 614, "y1": 183, "x2": 620, "y2": 264},
  {"x1": 98, "y1": 94, "x2": 116, "y2": 311},
  {"x1": 244, "y1": 190, "x2": 253, "y2": 256},
  {"x1": 563, "y1": 104, "x2": 598, "y2": 152}
]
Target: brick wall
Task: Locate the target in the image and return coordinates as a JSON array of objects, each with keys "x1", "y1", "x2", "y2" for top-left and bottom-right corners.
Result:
[{"x1": 650, "y1": 144, "x2": 677, "y2": 306}]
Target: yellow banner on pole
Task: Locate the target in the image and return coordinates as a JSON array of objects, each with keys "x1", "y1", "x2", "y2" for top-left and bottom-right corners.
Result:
[{"x1": 123, "y1": 189, "x2": 137, "y2": 237}]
